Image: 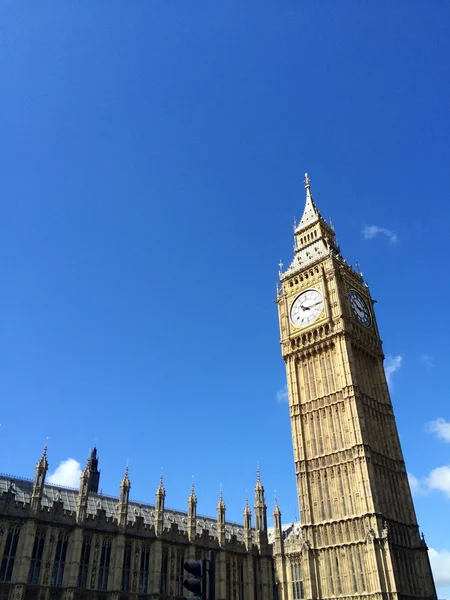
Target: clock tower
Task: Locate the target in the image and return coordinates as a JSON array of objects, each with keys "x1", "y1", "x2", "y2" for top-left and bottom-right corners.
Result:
[{"x1": 276, "y1": 175, "x2": 436, "y2": 599}]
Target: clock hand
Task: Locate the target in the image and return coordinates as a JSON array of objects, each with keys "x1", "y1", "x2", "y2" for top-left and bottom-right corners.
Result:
[{"x1": 302, "y1": 301, "x2": 322, "y2": 309}]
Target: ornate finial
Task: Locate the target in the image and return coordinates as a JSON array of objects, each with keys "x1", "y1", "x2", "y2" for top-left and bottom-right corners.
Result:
[
  {"x1": 274, "y1": 489, "x2": 278, "y2": 507},
  {"x1": 304, "y1": 173, "x2": 311, "y2": 189},
  {"x1": 191, "y1": 475, "x2": 195, "y2": 493},
  {"x1": 278, "y1": 259, "x2": 283, "y2": 272},
  {"x1": 44, "y1": 437, "x2": 49, "y2": 456},
  {"x1": 219, "y1": 482, "x2": 223, "y2": 501},
  {"x1": 256, "y1": 461, "x2": 261, "y2": 483},
  {"x1": 293, "y1": 216, "x2": 297, "y2": 230}
]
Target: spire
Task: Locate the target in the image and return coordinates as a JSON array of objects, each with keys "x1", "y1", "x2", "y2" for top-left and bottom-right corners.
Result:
[
  {"x1": 84, "y1": 446, "x2": 101, "y2": 493},
  {"x1": 155, "y1": 471, "x2": 165, "y2": 536},
  {"x1": 296, "y1": 173, "x2": 322, "y2": 231},
  {"x1": 255, "y1": 464, "x2": 264, "y2": 494},
  {"x1": 254, "y1": 466, "x2": 268, "y2": 543},
  {"x1": 217, "y1": 484, "x2": 225, "y2": 509},
  {"x1": 39, "y1": 441, "x2": 49, "y2": 470},
  {"x1": 31, "y1": 442, "x2": 49, "y2": 511},
  {"x1": 243, "y1": 492, "x2": 252, "y2": 550},
  {"x1": 273, "y1": 490, "x2": 281, "y2": 516},
  {"x1": 280, "y1": 172, "x2": 340, "y2": 281},
  {"x1": 272, "y1": 490, "x2": 284, "y2": 554},
  {"x1": 187, "y1": 476, "x2": 197, "y2": 541},
  {"x1": 118, "y1": 464, "x2": 131, "y2": 527},
  {"x1": 244, "y1": 494, "x2": 251, "y2": 517},
  {"x1": 121, "y1": 464, "x2": 130, "y2": 489},
  {"x1": 76, "y1": 447, "x2": 101, "y2": 521},
  {"x1": 217, "y1": 484, "x2": 226, "y2": 546},
  {"x1": 188, "y1": 476, "x2": 197, "y2": 502},
  {"x1": 156, "y1": 472, "x2": 166, "y2": 497}
]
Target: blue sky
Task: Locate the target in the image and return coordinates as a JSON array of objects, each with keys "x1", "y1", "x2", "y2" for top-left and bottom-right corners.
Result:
[{"x1": 1, "y1": 0, "x2": 450, "y2": 594}]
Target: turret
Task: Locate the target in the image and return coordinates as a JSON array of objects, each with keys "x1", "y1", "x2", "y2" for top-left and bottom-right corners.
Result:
[
  {"x1": 272, "y1": 494, "x2": 284, "y2": 554},
  {"x1": 217, "y1": 486, "x2": 226, "y2": 547},
  {"x1": 87, "y1": 447, "x2": 100, "y2": 493},
  {"x1": 31, "y1": 444, "x2": 48, "y2": 511},
  {"x1": 187, "y1": 478, "x2": 197, "y2": 541},
  {"x1": 154, "y1": 474, "x2": 165, "y2": 536},
  {"x1": 254, "y1": 468, "x2": 268, "y2": 550},
  {"x1": 243, "y1": 495, "x2": 252, "y2": 550},
  {"x1": 76, "y1": 456, "x2": 90, "y2": 522},
  {"x1": 118, "y1": 466, "x2": 130, "y2": 527}
]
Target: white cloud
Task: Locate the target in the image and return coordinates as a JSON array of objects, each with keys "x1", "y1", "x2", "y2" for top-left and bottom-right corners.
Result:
[
  {"x1": 427, "y1": 466, "x2": 450, "y2": 498},
  {"x1": 429, "y1": 547, "x2": 450, "y2": 587},
  {"x1": 276, "y1": 385, "x2": 288, "y2": 403},
  {"x1": 385, "y1": 355, "x2": 403, "y2": 386},
  {"x1": 426, "y1": 418, "x2": 450, "y2": 444},
  {"x1": 420, "y1": 354, "x2": 434, "y2": 368},
  {"x1": 47, "y1": 458, "x2": 81, "y2": 488},
  {"x1": 362, "y1": 225, "x2": 398, "y2": 244}
]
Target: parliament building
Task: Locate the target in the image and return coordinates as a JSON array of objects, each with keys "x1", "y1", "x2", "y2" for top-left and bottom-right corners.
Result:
[{"x1": 0, "y1": 176, "x2": 437, "y2": 600}]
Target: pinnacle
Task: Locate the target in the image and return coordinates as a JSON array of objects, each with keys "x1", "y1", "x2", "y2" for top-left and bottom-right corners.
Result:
[{"x1": 296, "y1": 173, "x2": 322, "y2": 231}]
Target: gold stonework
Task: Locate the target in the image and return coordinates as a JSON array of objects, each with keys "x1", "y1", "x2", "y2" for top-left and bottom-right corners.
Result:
[{"x1": 274, "y1": 176, "x2": 437, "y2": 600}]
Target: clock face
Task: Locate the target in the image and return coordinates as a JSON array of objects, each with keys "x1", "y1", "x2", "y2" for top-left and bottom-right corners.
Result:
[
  {"x1": 348, "y1": 289, "x2": 371, "y2": 327},
  {"x1": 290, "y1": 289, "x2": 324, "y2": 328}
]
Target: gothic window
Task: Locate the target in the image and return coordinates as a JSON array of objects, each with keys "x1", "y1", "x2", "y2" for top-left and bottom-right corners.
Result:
[
  {"x1": 238, "y1": 558, "x2": 244, "y2": 600},
  {"x1": 350, "y1": 547, "x2": 358, "y2": 592},
  {"x1": 28, "y1": 527, "x2": 47, "y2": 584},
  {"x1": 326, "y1": 355, "x2": 335, "y2": 391},
  {"x1": 139, "y1": 545, "x2": 151, "y2": 594},
  {"x1": 308, "y1": 361, "x2": 317, "y2": 399},
  {"x1": 0, "y1": 524, "x2": 20, "y2": 582},
  {"x1": 160, "y1": 548, "x2": 168, "y2": 595},
  {"x1": 173, "y1": 548, "x2": 184, "y2": 596},
  {"x1": 77, "y1": 535, "x2": 91, "y2": 588},
  {"x1": 303, "y1": 363, "x2": 311, "y2": 401},
  {"x1": 335, "y1": 557, "x2": 342, "y2": 594},
  {"x1": 97, "y1": 539, "x2": 112, "y2": 591},
  {"x1": 51, "y1": 532, "x2": 68, "y2": 586},
  {"x1": 326, "y1": 551, "x2": 333, "y2": 596},
  {"x1": 121, "y1": 542, "x2": 132, "y2": 592},
  {"x1": 321, "y1": 355, "x2": 329, "y2": 395},
  {"x1": 290, "y1": 561, "x2": 304, "y2": 599},
  {"x1": 357, "y1": 547, "x2": 366, "y2": 591}
]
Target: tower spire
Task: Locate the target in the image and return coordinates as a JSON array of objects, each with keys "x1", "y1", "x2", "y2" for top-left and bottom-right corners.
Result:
[
  {"x1": 187, "y1": 476, "x2": 197, "y2": 541},
  {"x1": 296, "y1": 173, "x2": 322, "y2": 230},
  {"x1": 31, "y1": 442, "x2": 49, "y2": 511},
  {"x1": 118, "y1": 464, "x2": 131, "y2": 527},
  {"x1": 155, "y1": 470, "x2": 166, "y2": 536},
  {"x1": 217, "y1": 484, "x2": 226, "y2": 546},
  {"x1": 280, "y1": 172, "x2": 339, "y2": 280},
  {"x1": 243, "y1": 491, "x2": 252, "y2": 550}
]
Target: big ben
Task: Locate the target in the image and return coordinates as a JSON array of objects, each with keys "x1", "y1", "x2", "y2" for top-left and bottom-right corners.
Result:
[{"x1": 276, "y1": 175, "x2": 436, "y2": 600}]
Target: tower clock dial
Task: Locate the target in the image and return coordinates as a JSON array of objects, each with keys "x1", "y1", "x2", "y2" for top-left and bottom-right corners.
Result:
[
  {"x1": 290, "y1": 289, "x2": 324, "y2": 328},
  {"x1": 348, "y1": 289, "x2": 371, "y2": 327}
]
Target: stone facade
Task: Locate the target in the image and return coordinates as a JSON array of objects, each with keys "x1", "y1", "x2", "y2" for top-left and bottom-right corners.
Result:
[
  {"x1": 0, "y1": 174, "x2": 438, "y2": 600},
  {"x1": 273, "y1": 175, "x2": 437, "y2": 600},
  {"x1": 0, "y1": 449, "x2": 274, "y2": 600}
]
